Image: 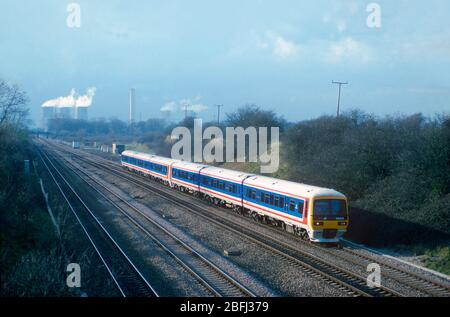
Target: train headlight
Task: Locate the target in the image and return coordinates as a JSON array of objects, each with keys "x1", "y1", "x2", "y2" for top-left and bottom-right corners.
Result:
[
  {"x1": 338, "y1": 221, "x2": 347, "y2": 226},
  {"x1": 314, "y1": 221, "x2": 324, "y2": 226}
]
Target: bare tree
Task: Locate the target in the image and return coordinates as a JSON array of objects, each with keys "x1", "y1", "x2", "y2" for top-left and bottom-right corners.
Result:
[{"x1": 0, "y1": 79, "x2": 29, "y2": 126}]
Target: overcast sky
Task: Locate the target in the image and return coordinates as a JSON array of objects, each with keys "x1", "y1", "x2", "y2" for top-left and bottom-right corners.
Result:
[{"x1": 1, "y1": 0, "x2": 450, "y2": 125}]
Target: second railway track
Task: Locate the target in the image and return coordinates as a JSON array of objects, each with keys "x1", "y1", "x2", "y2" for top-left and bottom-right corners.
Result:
[
  {"x1": 40, "y1": 144, "x2": 257, "y2": 297},
  {"x1": 38, "y1": 149, "x2": 159, "y2": 297}
]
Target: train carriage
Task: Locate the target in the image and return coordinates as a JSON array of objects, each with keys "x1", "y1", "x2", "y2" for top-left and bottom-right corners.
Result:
[
  {"x1": 243, "y1": 175, "x2": 348, "y2": 242},
  {"x1": 170, "y1": 161, "x2": 207, "y2": 193},
  {"x1": 199, "y1": 167, "x2": 253, "y2": 209},
  {"x1": 121, "y1": 150, "x2": 178, "y2": 185}
]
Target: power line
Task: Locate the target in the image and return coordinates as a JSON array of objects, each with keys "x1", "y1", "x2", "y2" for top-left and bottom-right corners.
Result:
[{"x1": 332, "y1": 81, "x2": 348, "y2": 117}]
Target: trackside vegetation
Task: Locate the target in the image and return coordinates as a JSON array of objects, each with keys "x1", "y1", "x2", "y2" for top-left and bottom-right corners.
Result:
[{"x1": 1, "y1": 80, "x2": 118, "y2": 296}]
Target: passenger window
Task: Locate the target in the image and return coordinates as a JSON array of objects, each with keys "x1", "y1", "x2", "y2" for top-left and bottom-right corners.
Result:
[
  {"x1": 298, "y1": 201, "x2": 304, "y2": 213},
  {"x1": 280, "y1": 197, "x2": 284, "y2": 208},
  {"x1": 260, "y1": 192, "x2": 264, "y2": 202},
  {"x1": 274, "y1": 196, "x2": 279, "y2": 207},
  {"x1": 270, "y1": 195, "x2": 274, "y2": 205},
  {"x1": 289, "y1": 200, "x2": 296, "y2": 211}
]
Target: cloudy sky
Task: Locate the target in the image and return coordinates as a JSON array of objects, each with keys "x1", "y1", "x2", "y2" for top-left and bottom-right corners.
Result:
[{"x1": 1, "y1": 0, "x2": 449, "y2": 125}]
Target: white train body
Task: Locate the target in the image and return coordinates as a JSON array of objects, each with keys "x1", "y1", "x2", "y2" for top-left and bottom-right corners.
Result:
[{"x1": 121, "y1": 150, "x2": 349, "y2": 243}]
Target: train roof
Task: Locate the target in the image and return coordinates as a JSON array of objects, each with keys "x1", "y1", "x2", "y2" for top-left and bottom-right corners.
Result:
[
  {"x1": 122, "y1": 151, "x2": 347, "y2": 199},
  {"x1": 244, "y1": 175, "x2": 346, "y2": 200},
  {"x1": 122, "y1": 150, "x2": 179, "y2": 166},
  {"x1": 172, "y1": 161, "x2": 208, "y2": 173},
  {"x1": 200, "y1": 166, "x2": 254, "y2": 183}
]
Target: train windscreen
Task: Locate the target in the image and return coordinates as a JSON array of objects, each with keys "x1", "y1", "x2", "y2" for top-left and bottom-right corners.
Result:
[{"x1": 313, "y1": 199, "x2": 347, "y2": 220}]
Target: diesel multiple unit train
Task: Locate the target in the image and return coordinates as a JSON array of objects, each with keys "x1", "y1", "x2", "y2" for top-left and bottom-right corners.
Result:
[{"x1": 121, "y1": 150, "x2": 349, "y2": 243}]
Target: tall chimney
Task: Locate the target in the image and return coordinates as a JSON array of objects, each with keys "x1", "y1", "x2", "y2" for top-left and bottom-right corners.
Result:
[{"x1": 129, "y1": 88, "x2": 135, "y2": 126}]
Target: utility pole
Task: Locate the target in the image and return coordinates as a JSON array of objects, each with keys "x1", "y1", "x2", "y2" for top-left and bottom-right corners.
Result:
[
  {"x1": 332, "y1": 81, "x2": 348, "y2": 117},
  {"x1": 184, "y1": 104, "x2": 189, "y2": 120},
  {"x1": 216, "y1": 105, "x2": 224, "y2": 126}
]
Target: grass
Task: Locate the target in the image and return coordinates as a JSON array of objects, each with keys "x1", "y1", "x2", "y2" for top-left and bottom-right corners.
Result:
[{"x1": 422, "y1": 246, "x2": 450, "y2": 275}]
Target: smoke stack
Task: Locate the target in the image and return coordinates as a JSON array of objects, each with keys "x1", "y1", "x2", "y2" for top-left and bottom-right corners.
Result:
[{"x1": 129, "y1": 88, "x2": 135, "y2": 126}]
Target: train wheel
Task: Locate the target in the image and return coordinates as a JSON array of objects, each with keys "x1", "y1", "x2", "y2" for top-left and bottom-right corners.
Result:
[
  {"x1": 251, "y1": 212, "x2": 260, "y2": 222},
  {"x1": 234, "y1": 206, "x2": 242, "y2": 215}
]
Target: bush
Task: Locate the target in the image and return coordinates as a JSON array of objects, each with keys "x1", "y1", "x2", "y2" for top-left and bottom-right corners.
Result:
[{"x1": 283, "y1": 111, "x2": 450, "y2": 245}]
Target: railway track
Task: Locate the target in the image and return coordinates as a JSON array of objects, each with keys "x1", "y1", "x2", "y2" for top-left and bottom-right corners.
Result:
[
  {"x1": 37, "y1": 149, "x2": 159, "y2": 297},
  {"x1": 41, "y1": 145, "x2": 257, "y2": 297},
  {"x1": 40, "y1": 140, "x2": 412, "y2": 297},
  {"x1": 335, "y1": 246, "x2": 450, "y2": 297}
]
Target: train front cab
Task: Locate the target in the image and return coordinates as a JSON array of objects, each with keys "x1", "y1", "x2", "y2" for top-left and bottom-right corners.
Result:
[{"x1": 308, "y1": 196, "x2": 349, "y2": 243}]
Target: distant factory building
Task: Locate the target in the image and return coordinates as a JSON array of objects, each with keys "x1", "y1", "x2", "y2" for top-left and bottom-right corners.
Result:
[
  {"x1": 75, "y1": 106, "x2": 89, "y2": 120},
  {"x1": 41, "y1": 87, "x2": 96, "y2": 130}
]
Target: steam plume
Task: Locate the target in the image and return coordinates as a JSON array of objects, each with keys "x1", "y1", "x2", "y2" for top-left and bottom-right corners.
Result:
[{"x1": 42, "y1": 87, "x2": 96, "y2": 108}]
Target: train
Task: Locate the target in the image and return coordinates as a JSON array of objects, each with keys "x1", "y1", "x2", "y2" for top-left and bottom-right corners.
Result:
[{"x1": 121, "y1": 150, "x2": 349, "y2": 243}]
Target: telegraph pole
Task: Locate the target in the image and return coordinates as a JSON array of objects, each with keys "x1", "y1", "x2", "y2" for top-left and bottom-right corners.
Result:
[
  {"x1": 332, "y1": 81, "x2": 348, "y2": 117},
  {"x1": 216, "y1": 104, "x2": 224, "y2": 126},
  {"x1": 184, "y1": 104, "x2": 189, "y2": 120}
]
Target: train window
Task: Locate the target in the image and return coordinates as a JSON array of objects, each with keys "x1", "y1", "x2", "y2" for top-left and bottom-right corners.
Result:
[
  {"x1": 270, "y1": 195, "x2": 274, "y2": 205},
  {"x1": 298, "y1": 201, "x2": 304, "y2": 213},
  {"x1": 265, "y1": 194, "x2": 270, "y2": 204},
  {"x1": 289, "y1": 200, "x2": 296, "y2": 211},
  {"x1": 187, "y1": 173, "x2": 193, "y2": 180},
  {"x1": 260, "y1": 192, "x2": 264, "y2": 202},
  {"x1": 219, "y1": 182, "x2": 225, "y2": 190},
  {"x1": 274, "y1": 196, "x2": 279, "y2": 207},
  {"x1": 280, "y1": 197, "x2": 284, "y2": 208}
]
